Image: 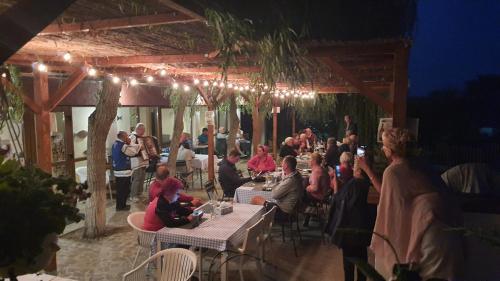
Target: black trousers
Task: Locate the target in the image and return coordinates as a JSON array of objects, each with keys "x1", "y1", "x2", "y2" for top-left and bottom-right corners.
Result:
[
  {"x1": 342, "y1": 245, "x2": 367, "y2": 281},
  {"x1": 115, "y1": 176, "x2": 131, "y2": 209}
]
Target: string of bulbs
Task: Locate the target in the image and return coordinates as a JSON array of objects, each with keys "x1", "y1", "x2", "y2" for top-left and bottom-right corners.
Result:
[{"x1": 4, "y1": 51, "x2": 317, "y2": 100}]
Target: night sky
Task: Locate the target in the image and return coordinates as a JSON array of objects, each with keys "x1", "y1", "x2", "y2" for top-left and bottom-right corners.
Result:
[{"x1": 409, "y1": 0, "x2": 500, "y2": 96}]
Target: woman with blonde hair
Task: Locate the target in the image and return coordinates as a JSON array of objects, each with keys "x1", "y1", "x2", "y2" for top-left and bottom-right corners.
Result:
[{"x1": 358, "y1": 128, "x2": 463, "y2": 280}]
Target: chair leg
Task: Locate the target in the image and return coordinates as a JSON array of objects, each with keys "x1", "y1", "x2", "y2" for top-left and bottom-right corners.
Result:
[
  {"x1": 289, "y1": 221, "x2": 298, "y2": 257},
  {"x1": 239, "y1": 255, "x2": 245, "y2": 281},
  {"x1": 295, "y1": 216, "x2": 303, "y2": 242},
  {"x1": 131, "y1": 247, "x2": 141, "y2": 268}
]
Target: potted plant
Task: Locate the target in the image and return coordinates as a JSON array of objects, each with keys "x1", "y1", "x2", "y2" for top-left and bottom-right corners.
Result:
[{"x1": 0, "y1": 156, "x2": 88, "y2": 280}]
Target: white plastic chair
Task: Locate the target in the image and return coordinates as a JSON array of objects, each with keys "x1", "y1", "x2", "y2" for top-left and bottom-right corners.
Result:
[
  {"x1": 235, "y1": 218, "x2": 264, "y2": 281},
  {"x1": 260, "y1": 206, "x2": 277, "y2": 263},
  {"x1": 122, "y1": 248, "x2": 197, "y2": 281},
  {"x1": 127, "y1": 212, "x2": 156, "y2": 268},
  {"x1": 75, "y1": 166, "x2": 113, "y2": 200}
]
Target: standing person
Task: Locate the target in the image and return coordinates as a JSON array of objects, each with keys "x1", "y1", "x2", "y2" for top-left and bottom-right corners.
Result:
[
  {"x1": 348, "y1": 133, "x2": 359, "y2": 155},
  {"x1": 305, "y1": 128, "x2": 317, "y2": 147},
  {"x1": 324, "y1": 137, "x2": 339, "y2": 168},
  {"x1": 344, "y1": 115, "x2": 358, "y2": 136},
  {"x1": 280, "y1": 137, "x2": 299, "y2": 158},
  {"x1": 247, "y1": 145, "x2": 276, "y2": 173},
  {"x1": 111, "y1": 131, "x2": 141, "y2": 211},
  {"x1": 197, "y1": 128, "x2": 209, "y2": 145},
  {"x1": 326, "y1": 159, "x2": 372, "y2": 281},
  {"x1": 218, "y1": 149, "x2": 252, "y2": 197},
  {"x1": 129, "y1": 123, "x2": 149, "y2": 202},
  {"x1": 358, "y1": 128, "x2": 464, "y2": 280},
  {"x1": 299, "y1": 133, "x2": 311, "y2": 153}
]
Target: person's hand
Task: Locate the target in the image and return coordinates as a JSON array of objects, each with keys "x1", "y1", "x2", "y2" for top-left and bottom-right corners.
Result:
[
  {"x1": 187, "y1": 215, "x2": 194, "y2": 222},
  {"x1": 357, "y1": 156, "x2": 370, "y2": 172},
  {"x1": 328, "y1": 168, "x2": 335, "y2": 178},
  {"x1": 306, "y1": 185, "x2": 313, "y2": 193},
  {"x1": 191, "y1": 198, "x2": 202, "y2": 207}
]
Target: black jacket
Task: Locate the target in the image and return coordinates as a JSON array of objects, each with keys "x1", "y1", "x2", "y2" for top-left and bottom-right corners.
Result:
[
  {"x1": 279, "y1": 144, "x2": 298, "y2": 158},
  {"x1": 324, "y1": 147, "x2": 340, "y2": 168},
  {"x1": 326, "y1": 177, "x2": 371, "y2": 249},
  {"x1": 217, "y1": 158, "x2": 252, "y2": 197}
]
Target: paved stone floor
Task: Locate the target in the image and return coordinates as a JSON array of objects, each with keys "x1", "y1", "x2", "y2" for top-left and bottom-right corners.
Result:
[{"x1": 55, "y1": 166, "x2": 346, "y2": 281}]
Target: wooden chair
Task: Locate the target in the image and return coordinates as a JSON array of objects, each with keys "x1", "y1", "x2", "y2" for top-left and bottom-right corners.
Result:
[
  {"x1": 260, "y1": 206, "x2": 277, "y2": 263},
  {"x1": 274, "y1": 204, "x2": 302, "y2": 257}
]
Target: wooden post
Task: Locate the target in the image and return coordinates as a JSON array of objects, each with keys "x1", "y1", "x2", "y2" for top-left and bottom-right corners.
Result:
[
  {"x1": 251, "y1": 99, "x2": 261, "y2": 155},
  {"x1": 272, "y1": 100, "x2": 278, "y2": 159},
  {"x1": 62, "y1": 106, "x2": 75, "y2": 179},
  {"x1": 33, "y1": 70, "x2": 52, "y2": 173},
  {"x1": 207, "y1": 106, "x2": 215, "y2": 182},
  {"x1": 392, "y1": 46, "x2": 410, "y2": 128},
  {"x1": 157, "y1": 107, "x2": 163, "y2": 146}
]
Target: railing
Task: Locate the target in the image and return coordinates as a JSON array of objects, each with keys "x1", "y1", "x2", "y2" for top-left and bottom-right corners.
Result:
[{"x1": 426, "y1": 143, "x2": 500, "y2": 167}]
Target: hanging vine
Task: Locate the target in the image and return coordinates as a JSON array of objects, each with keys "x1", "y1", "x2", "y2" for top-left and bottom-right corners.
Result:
[{"x1": 0, "y1": 65, "x2": 24, "y2": 130}]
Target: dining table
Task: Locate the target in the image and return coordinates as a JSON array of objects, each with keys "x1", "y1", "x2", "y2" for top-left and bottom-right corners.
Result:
[
  {"x1": 154, "y1": 203, "x2": 264, "y2": 281},
  {"x1": 160, "y1": 153, "x2": 220, "y2": 188}
]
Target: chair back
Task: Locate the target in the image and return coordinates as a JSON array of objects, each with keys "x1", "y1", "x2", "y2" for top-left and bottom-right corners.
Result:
[
  {"x1": 75, "y1": 166, "x2": 88, "y2": 183},
  {"x1": 204, "y1": 181, "x2": 218, "y2": 200},
  {"x1": 261, "y1": 206, "x2": 277, "y2": 237},
  {"x1": 240, "y1": 218, "x2": 264, "y2": 253},
  {"x1": 127, "y1": 212, "x2": 156, "y2": 247},
  {"x1": 123, "y1": 248, "x2": 197, "y2": 281}
]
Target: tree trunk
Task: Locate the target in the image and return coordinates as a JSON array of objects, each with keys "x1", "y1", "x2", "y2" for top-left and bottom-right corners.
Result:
[
  {"x1": 251, "y1": 101, "x2": 261, "y2": 156},
  {"x1": 167, "y1": 93, "x2": 190, "y2": 175},
  {"x1": 227, "y1": 95, "x2": 240, "y2": 152},
  {"x1": 83, "y1": 81, "x2": 122, "y2": 238}
]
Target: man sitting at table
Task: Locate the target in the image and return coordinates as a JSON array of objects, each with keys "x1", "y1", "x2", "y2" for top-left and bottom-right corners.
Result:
[
  {"x1": 218, "y1": 149, "x2": 252, "y2": 197},
  {"x1": 279, "y1": 137, "x2": 298, "y2": 159},
  {"x1": 149, "y1": 163, "x2": 202, "y2": 207},
  {"x1": 198, "y1": 128, "x2": 209, "y2": 145},
  {"x1": 143, "y1": 178, "x2": 195, "y2": 231},
  {"x1": 251, "y1": 156, "x2": 303, "y2": 219},
  {"x1": 247, "y1": 144, "x2": 276, "y2": 174}
]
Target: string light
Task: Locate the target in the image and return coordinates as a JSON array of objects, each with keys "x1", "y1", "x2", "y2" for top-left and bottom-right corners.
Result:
[
  {"x1": 244, "y1": 85, "x2": 250, "y2": 90},
  {"x1": 228, "y1": 83, "x2": 233, "y2": 88},
  {"x1": 219, "y1": 82, "x2": 225, "y2": 88},
  {"x1": 251, "y1": 88, "x2": 255, "y2": 92},
  {"x1": 160, "y1": 69, "x2": 167, "y2": 76},
  {"x1": 193, "y1": 78, "x2": 200, "y2": 85},
  {"x1": 183, "y1": 85, "x2": 190, "y2": 92},
  {"x1": 203, "y1": 80, "x2": 209, "y2": 87},
  {"x1": 63, "y1": 52, "x2": 71, "y2": 61},
  {"x1": 1, "y1": 73, "x2": 6, "y2": 78},
  {"x1": 146, "y1": 76, "x2": 154, "y2": 83},
  {"x1": 112, "y1": 76, "x2": 121, "y2": 84},
  {"x1": 172, "y1": 82, "x2": 179, "y2": 89},
  {"x1": 212, "y1": 81, "x2": 218, "y2": 87},
  {"x1": 274, "y1": 93, "x2": 279, "y2": 97},
  {"x1": 279, "y1": 95, "x2": 285, "y2": 99},
  {"x1": 285, "y1": 92, "x2": 290, "y2": 96},
  {"x1": 130, "y1": 79, "x2": 138, "y2": 86},
  {"x1": 88, "y1": 68, "x2": 97, "y2": 76},
  {"x1": 37, "y1": 63, "x2": 47, "y2": 72},
  {"x1": 264, "y1": 85, "x2": 269, "y2": 90}
]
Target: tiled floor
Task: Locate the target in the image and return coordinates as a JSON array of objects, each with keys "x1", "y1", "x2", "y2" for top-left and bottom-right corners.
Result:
[{"x1": 55, "y1": 165, "x2": 345, "y2": 281}]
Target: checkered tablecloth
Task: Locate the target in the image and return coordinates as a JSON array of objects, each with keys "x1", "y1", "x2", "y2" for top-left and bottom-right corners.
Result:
[
  {"x1": 154, "y1": 203, "x2": 264, "y2": 252},
  {"x1": 234, "y1": 183, "x2": 274, "y2": 204}
]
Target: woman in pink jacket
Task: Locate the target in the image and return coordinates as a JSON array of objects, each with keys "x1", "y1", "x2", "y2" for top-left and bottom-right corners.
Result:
[{"x1": 247, "y1": 145, "x2": 276, "y2": 173}]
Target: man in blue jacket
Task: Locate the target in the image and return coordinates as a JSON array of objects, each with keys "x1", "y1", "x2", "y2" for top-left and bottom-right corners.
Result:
[{"x1": 112, "y1": 131, "x2": 141, "y2": 211}]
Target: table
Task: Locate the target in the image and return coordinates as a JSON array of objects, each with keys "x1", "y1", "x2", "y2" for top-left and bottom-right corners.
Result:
[
  {"x1": 154, "y1": 203, "x2": 264, "y2": 281},
  {"x1": 160, "y1": 154, "x2": 219, "y2": 188},
  {"x1": 234, "y1": 182, "x2": 274, "y2": 204}
]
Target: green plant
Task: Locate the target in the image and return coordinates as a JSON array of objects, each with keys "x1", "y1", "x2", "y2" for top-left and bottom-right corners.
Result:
[
  {"x1": 0, "y1": 156, "x2": 88, "y2": 279},
  {"x1": 1, "y1": 65, "x2": 24, "y2": 129}
]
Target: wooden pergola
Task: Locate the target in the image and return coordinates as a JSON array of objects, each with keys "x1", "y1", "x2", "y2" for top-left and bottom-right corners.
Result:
[{"x1": 1, "y1": 0, "x2": 410, "y2": 182}]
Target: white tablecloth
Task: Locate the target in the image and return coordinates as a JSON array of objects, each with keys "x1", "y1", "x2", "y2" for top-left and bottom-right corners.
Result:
[
  {"x1": 154, "y1": 203, "x2": 264, "y2": 252},
  {"x1": 234, "y1": 183, "x2": 274, "y2": 204}
]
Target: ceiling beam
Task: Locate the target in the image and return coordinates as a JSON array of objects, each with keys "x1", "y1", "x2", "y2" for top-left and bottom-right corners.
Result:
[
  {"x1": 308, "y1": 41, "x2": 407, "y2": 57},
  {"x1": 39, "y1": 13, "x2": 199, "y2": 35},
  {"x1": 47, "y1": 67, "x2": 87, "y2": 111}
]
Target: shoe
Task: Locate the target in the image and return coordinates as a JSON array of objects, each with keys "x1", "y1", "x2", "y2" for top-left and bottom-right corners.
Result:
[{"x1": 116, "y1": 205, "x2": 131, "y2": 211}]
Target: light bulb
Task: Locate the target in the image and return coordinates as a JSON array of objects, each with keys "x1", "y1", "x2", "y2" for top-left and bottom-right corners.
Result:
[
  {"x1": 228, "y1": 83, "x2": 233, "y2": 88},
  {"x1": 63, "y1": 52, "x2": 71, "y2": 61},
  {"x1": 112, "y1": 76, "x2": 121, "y2": 84},
  {"x1": 88, "y1": 68, "x2": 97, "y2": 76},
  {"x1": 193, "y1": 78, "x2": 200, "y2": 85},
  {"x1": 274, "y1": 93, "x2": 279, "y2": 97},
  {"x1": 160, "y1": 69, "x2": 167, "y2": 76},
  {"x1": 172, "y1": 82, "x2": 179, "y2": 89},
  {"x1": 244, "y1": 85, "x2": 250, "y2": 90},
  {"x1": 37, "y1": 63, "x2": 47, "y2": 72},
  {"x1": 219, "y1": 82, "x2": 225, "y2": 88},
  {"x1": 130, "y1": 79, "x2": 138, "y2": 86},
  {"x1": 212, "y1": 81, "x2": 218, "y2": 87},
  {"x1": 1, "y1": 73, "x2": 6, "y2": 78},
  {"x1": 285, "y1": 92, "x2": 290, "y2": 96},
  {"x1": 279, "y1": 95, "x2": 285, "y2": 99},
  {"x1": 203, "y1": 80, "x2": 209, "y2": 87},
  {"x1": 146, "y1": 76, "x2": 154, "y2": 82},
  {"x1": 251, "y1": 88, "x2": 255, "y2": 92},
  {"x1": 264, "y1": 85, "x2": 268, "y2": 90},
  {"x1": 183, "y1": 85, "x2": 190, "y2": 92}
]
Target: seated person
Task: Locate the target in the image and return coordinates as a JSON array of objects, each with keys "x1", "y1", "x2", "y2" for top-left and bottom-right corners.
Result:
[
  {"x1": 143, "y1": 179, "x2": 194, "y2": 231},
  {"x1": 218, "y1": 149, "x2": 252, "y2": 197},
  {"x1": 179, "y1": 132, "x2": 193, "y2": 149},
  {"x1": 338, "y1": 152, "x2": 354, "y2": 182},
  {"x1": 247, "y1": 145, "x2": 276, "y2": 173},
  {"x1": 338, "y1": 137, "x2": 351, "y2": 155},
  {"x1": 197, "y1": 128, "x2": 209, "y2": 145},
  {"x1": 305, "y1": 153, "x2": 330, "y2": 201},
  {"x1": 251, "y1": 156, "x2": 303, "y2": 219},
  {"x1": 149, "y1": 163, "x2": 202, "y2": 207},
  {"x1": 279, "y1": 137, "x2": 298, "y2": 158},
  {"x1": 298, "y1": 133, "x2": 310, "y2": 153},
  {"x1": 304, "y1": 128, "x2": 317, "y2": 148},
  {"x1": 216, "y1": 126, "x2": 227, "y2": 139},
  {"x1": 177, "y1": 142, "x2": 195, "y2": 177},
  {"x1": 324, "y1": 137, "x2": 339, "y2": 168}
]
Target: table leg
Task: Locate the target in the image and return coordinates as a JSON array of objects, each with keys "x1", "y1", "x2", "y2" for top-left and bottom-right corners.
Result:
[{"x1": 220, "y1": 251, "x2": 228, "y2": 281}]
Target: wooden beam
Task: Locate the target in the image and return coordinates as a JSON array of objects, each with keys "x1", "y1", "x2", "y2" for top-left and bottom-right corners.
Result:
[
  {"x1": 392, "y1": 46, "x2": 410, "y2": 128},
  {"x1": 33, "y1": 70, "x2": 52, "y2": 173},
  {"x1": 40, "y1": 13, "x2": 199, "y2": 35},
  {"x1": 307, "y1": 41, "x2": 407, "y2": 58},
  {"x1": 47, "y1": 67, "x2": 87, "y2": 111},
  {"x1": 92, "y1": 54, "x2": 215, "y2": 66},
  {"x1": 156, "y1": 107, "x2": 163, "y2": 145},
  {"x1": 158, "y1": 0, "x2": 205, "y2": 21},
  {"x1": 272, "y1": 101, "x2": 278, "y2": 160},
  {"x1": 323, "y1": 56, "x2": 392, "y2": 113},
  {"x1": 23, "y1": 95, "x2": 42, "y2": 114},
  {"x1": 0, "y1": 0, "x2": 77, "y2": 64},
  {"x1": 196, "y1": 86, "x2": 215, "y2": 182}
]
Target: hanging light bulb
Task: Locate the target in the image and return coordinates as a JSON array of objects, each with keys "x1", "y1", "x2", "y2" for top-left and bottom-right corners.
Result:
[
  {"x1": 212, "y1": 81, "x2": 218, "y2": 87},
  {"x1": 203, "y1": 80, "x2": 209, "y2": 87},
  {"x1": 193, "y1": 78, "x2": 200, "y2": 85},
  {"x1": 112, "y1": 76, "x2": 121, "y2": 84},
  {"x1": 63, "y1": 52, "x2": 71, "y2": 61},
  {"x1": 146, "y1": 76, "x2": 154, "y2": 83},
  {"x1": 285, "y1": 91, "x2": 290, "y2": 96},
  {"x1": 251, "y1": 88, "x2": 256, "y2": 92},
  {"x1": 1, "y1": 73, "x2": 6, "y2": 78},
  {"x1": 228, "y1": 83, "x2": 233, "y2": 88},
  {"x1": 88, "y1": 68, "x2": 97, "y2": 76},
  {"x1": 274, "y1": 93, "x2": 279, "y2": 97},
  {"x1": 160, "y1": 69, "x2": 167, "y2": 76},
  {"x1": 183, "y1": 85, "x2": 190, "y2": 92},
  {"x1": 172, "y1": 82, "x2": 179, "y2": 89},
  {"x1": 264, "y1": 85, "x2": 269, "y2": 90},
  {"x1": 37, "y1": 63, "x2": 47, "y2": 72},
  {"x1": 244, "y1": 85, "x2": 250, "y2": 90},
  {"x1": 219, "y1": 82, "x2": 225, "y2": 88},
  {"x1": 279, "y1": 95, "x2": 285, "y2": 99},
  {"x1": 130, "y1": 79, "x2": 138, "y2": 86}
]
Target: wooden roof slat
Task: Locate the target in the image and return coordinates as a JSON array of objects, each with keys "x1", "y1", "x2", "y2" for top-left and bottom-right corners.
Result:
[{"x1": 40, "y1": 12, "x2": 200, "y2": 35}]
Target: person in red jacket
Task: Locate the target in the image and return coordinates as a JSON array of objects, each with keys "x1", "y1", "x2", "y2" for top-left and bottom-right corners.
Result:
[{"x1": 247, "y1": 145, "x2": 276, "y2": 174}]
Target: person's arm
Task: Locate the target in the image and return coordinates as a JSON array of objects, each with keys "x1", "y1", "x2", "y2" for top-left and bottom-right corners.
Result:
[
  {"x1": 357, "y1": 156, "x2": 382, "y2": 193},
  {"x1": 247, "y1": 156, "x2": 258, "y2": 171},
  {"x1": 178, "y1": 192, "x2": 193, "y2": 202},
  {"x1": 306, "y1": 170, "x2": 319, "y2": 193},
  {"x1": 271, "y1": 180, "x2": 289, "y2": 200},
  {"x1": 266, "y1": 156, "x2": 276, "y2": 172}
]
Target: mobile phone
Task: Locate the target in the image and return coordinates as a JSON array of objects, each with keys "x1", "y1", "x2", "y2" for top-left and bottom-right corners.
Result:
[
  {"x1": 335, "y1": 165, "x2": 341, "y2": 178},
  {"x1": 357, "y1": 146, "x2": 366, "y2": 157}
]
